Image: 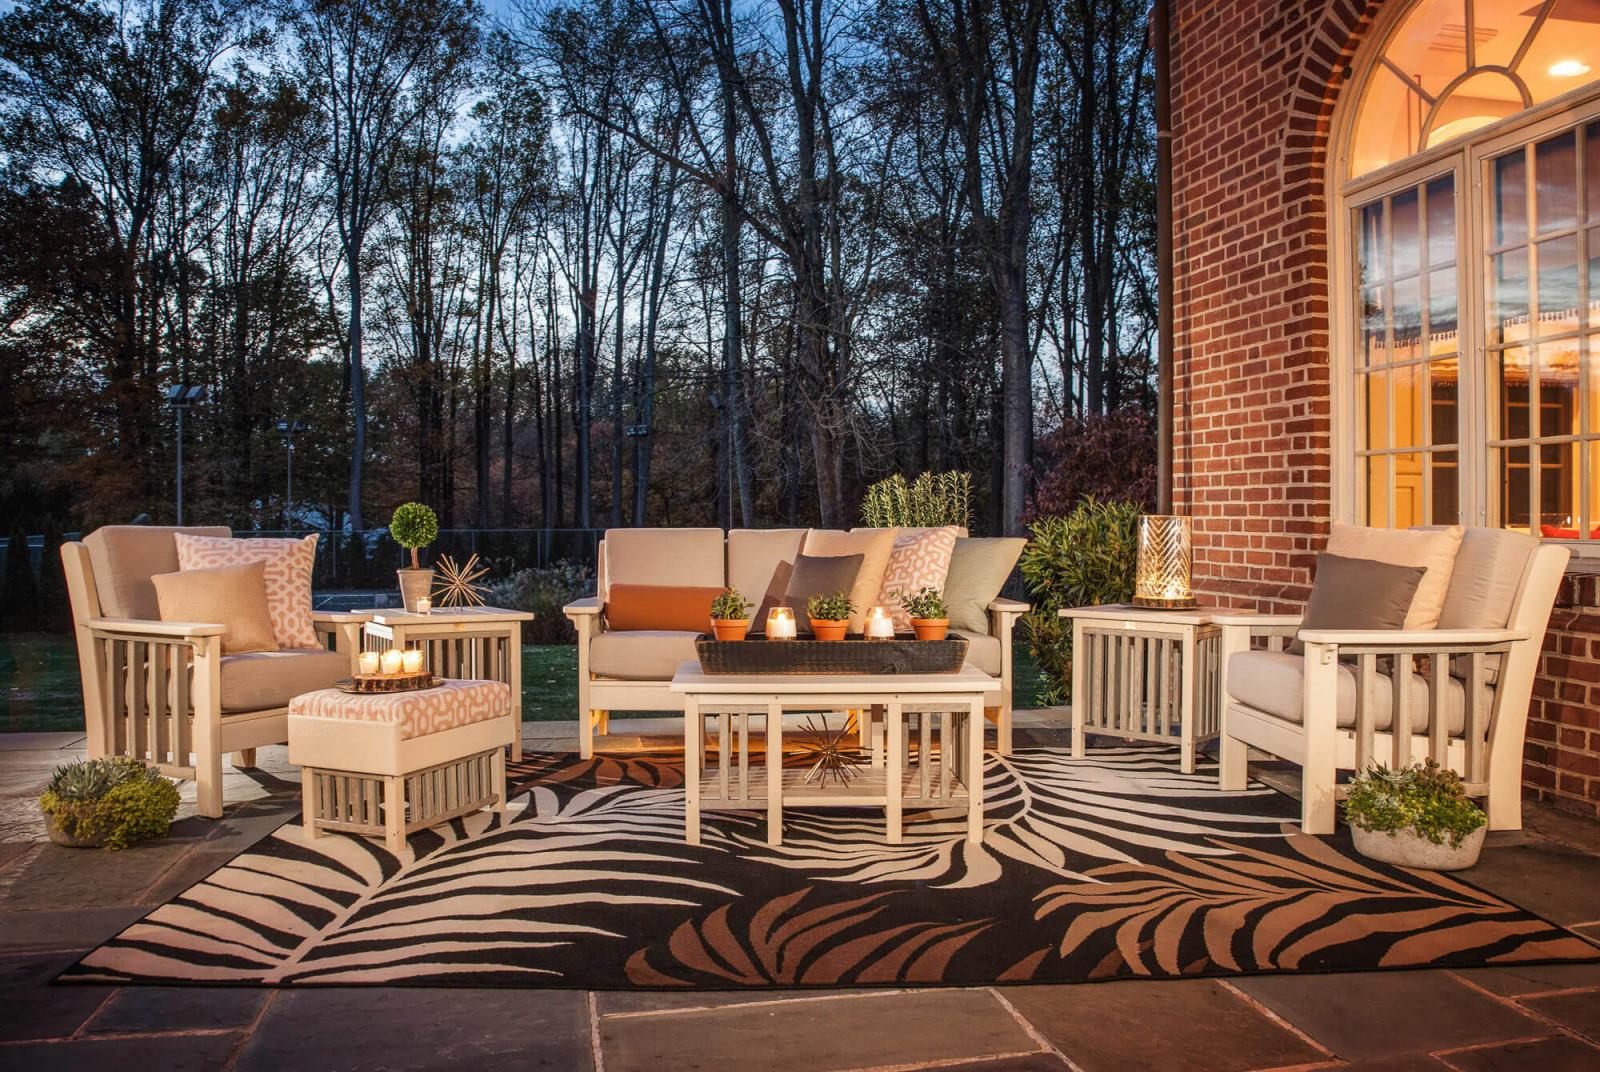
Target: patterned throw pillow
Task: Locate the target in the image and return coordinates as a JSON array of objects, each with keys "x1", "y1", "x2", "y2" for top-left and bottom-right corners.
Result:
[
  {"x1": 175, "y1": 533, "x2": 319, "y2": 649},
  {"x1": 877, "y1": 526, "x2": 960, "y2": 630}
]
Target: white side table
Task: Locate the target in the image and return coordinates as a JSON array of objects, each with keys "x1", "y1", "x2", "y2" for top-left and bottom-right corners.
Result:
[
  {"x1": 361, "y1": 606, "x2": 534, "y2": 761},
  {"x1": 1060, "y1": 604, "x2": 1242, "y2": 773}
]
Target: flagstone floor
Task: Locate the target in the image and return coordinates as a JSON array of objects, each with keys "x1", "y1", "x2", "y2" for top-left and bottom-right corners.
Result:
[{"x1": 1, "y1": 719, "x2": 1598, "y2": 1072}]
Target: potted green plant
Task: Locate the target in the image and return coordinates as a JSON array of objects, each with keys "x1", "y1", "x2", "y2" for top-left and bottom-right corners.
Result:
[
  {"x1": 1344, "y1": 760, "x2": 1488, "y2": 871},
  {"x1": 806, "y1": 591, "x2": 854, "y2": 642},
  {"x1": 901, "y1": 586, "x2": 950, "y2": 641},
  {"x1": 390, "y1": 502, "x2": 440, "y2": 612},
  {"x1": 39, "y1": 757, "x2": 180, "y2": 851},
  {"x1": 710, "y1": 588, "x2": 755, "y2": 641}
]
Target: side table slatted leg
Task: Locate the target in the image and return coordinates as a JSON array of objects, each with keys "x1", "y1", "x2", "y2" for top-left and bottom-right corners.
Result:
[
  {"x1": 303, "y1": 768, "x2": 321, "y2": 839},
  {"x1": 684, "y1": 696, "x2": 701, "y2": 845},
  {"x1": 383, "y1": 775, "x2": 406, "y2": 854},
  {"x1": 966, "y1": 698, "x2": 984, "y2": 844},
  {"x1": 767, "y1": 701, "x2": 783, "y2": 847},
  {"x1": 886, "y1": 702, "x2": 902, "y2": 844}
]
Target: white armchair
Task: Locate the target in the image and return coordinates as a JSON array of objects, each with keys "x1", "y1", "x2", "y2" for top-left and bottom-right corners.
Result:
[{"x1": 1215, "y1": 530, "x2": 1570, "y2": 834}]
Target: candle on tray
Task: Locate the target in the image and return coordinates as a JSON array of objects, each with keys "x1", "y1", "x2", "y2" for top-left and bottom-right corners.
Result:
[
  {"x1": 401, "y1": 648, "x2": 424, "y2": 674},
  {"x1": 415, "y1": 596, "x2": 432, "y2": 614},
  {"x1": 358, "y1": 651, "x2": 381, "y2": 677},
  {"x1": 865, "y1": 606, "x2": 894, "y2": 639},
  {"x1": 380, "y1": 649, "x2": 404, "y2": 675},
  {"x1": 766, "y1": 606, "x2": 797, "y2": 640}
]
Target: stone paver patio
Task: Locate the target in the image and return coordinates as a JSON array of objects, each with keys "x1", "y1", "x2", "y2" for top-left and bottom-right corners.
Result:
[{"x1": 1, "y1": 718, "x2": 1598, "y2": 1071}]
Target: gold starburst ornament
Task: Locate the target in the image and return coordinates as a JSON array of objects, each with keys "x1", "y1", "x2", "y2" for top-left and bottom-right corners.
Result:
[
  {"x1": 431, "y1": 553, "x2": 491, "y2": 608},
  {"x1": 794, "y1": 715, "x2": 867, "y2": 787}
]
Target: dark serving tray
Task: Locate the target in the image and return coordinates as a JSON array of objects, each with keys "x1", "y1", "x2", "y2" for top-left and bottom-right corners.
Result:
[{"x1": 695, "y1": 634, "x2": 968, "y2": 675}]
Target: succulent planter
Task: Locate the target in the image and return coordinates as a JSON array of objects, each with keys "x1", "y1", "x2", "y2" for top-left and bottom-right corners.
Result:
[
  {"x1": 711, "y1": 618, "x2": 751, "y2": 642},
  {"x1": 396, "y1": 568, "x2": 435, "y2": 613},
  {"x1": 911, "y1": 617, "x2": 950, "y2": 641},
  {"x1": 809, "y1": 619, "x2": 849, "y2": 642},
  {"x1": 1351, "y1": 823, "x2": 1486, "y2": 871},
  {"x1": 45, "y1": 811, "x2": 103, "y2": 849}
]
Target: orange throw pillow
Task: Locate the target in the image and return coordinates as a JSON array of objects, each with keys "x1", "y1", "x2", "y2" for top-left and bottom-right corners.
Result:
[{"x1": 605, "y1": 585, "x2": 724, "y2": 632}]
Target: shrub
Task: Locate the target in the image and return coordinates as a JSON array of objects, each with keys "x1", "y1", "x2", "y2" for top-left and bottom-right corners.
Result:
[
  {"x1": 862, "y1": 472, "x2": 973, "y2": 530},
  {"x1": 899, "y1": 586, "x2": 947, "y2": 620},
  {"x1": 1016, "y1": 498, "x2": 1143, "y2": 705},
  {"x1": 1344, "y1": 761, "x2": 1487, "y2": 849},
  {"x1": 39, "y1": 757, "x2": 180, "y2": 851},
  {"x1": 806, "y1": 591, "x2": 854, "y2": 621},
  {"x1": 1024, "y1": 408, "x2": 1156, "y2": 522},
  {"x1": 487, "y1": 562, "x2": 596, "y2": 644},
  {"x1": 710, "y1": 589, "x2": 754, "y2": 621},
  {"x1": 389, "y1": 502, "x2": 439, "y2": 568}
]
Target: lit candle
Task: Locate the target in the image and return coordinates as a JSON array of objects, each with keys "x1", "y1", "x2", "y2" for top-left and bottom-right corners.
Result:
[
  {"x1": 358, "y1": 651, "x2": 380, "y2": 677},
  {"x1": 766, "y1": 606, "x2": 797, "y2": 640},
  {"x1": 380, "y1": 649, "x2": 404, "y2": 675},
  {"x1": 865, "y1": 606, "x2": 894, "y2": 639},
  {"x1": 415, "y1": 596, "x2": 432, "y2": 614},
  {"x1": 401, "y1": 648, "x2": 424, "y2": 674}
]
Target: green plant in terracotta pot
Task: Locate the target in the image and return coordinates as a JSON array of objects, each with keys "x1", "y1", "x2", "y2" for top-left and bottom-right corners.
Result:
[
  {"x1": 390, "y1": 502, "x2": 439, "y2": 611},
  {"x1": 709, "y1": 588, "x2": 755, "y2": 641},
  {"x1": 39, "y1": 757, "x2": 180, "y2": 850},
  {"x1": 1344, "y1": 760, "x2": 1487, "y2": 871},
  {"x1": 900, "y1": 586, "x2": 950, "y2": 640},
  {"x1": 806, "y1": 591, "x2": 854, "y2": 642}
]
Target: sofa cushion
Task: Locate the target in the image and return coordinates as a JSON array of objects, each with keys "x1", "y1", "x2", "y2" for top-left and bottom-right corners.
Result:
[
  {"x1": 602, "y1": 528, "x2": 725, "y2": 597},
  {"x1": 153, "y1": 563, "x2": 279, "y2": 655},
  {"x1": 589, "y1": 630, "x2": 700, "y2": 680},
  {"x1": 83, "y1": 525, "x2": 232, "y2": 619},
  {"x1": 605, "y1": 584, "x2": 722, "y2": 632},
  {"x1": 1325, "y1": 523, "x2": 1463, "y2": 629},
  {"x1": 877, "y1": 526, "x2": 960, "y2": 630},
  {"x1": 783, "y1": 553, "x2": 864, "y2": 633},
  {"x1": 220, "y1": 648, "x2": 350, "y2": 713},
  {"x1": 728, "y1": 529, "x2": 807, "y2": 628},
  {"x1": 175, "y1": 533, "x2": 319, "y2": 648},
  {"x1": 943, "y1": 537, "x2": 1027, "y2": 633},
  {"x1": 802, "y1": 529, "x2": 896, "y2": 633},
  {"x1": 1227, "y1": 649, "x2": 1473, "y2": 735},
  {"x1": 954, "y1": 629, "x2": 1002, "y2": 676}
]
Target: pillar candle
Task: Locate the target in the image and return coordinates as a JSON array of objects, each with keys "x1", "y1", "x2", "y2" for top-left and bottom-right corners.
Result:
[
  {"x1": 401, "y1": 648, "x2": 424, "y2": 674},
  {"x1": 358, "y1": 651, "x2": 380, "y2": 677},
  {"x1": 380, "y1": 649, "x2": 404, "y2": 675}
]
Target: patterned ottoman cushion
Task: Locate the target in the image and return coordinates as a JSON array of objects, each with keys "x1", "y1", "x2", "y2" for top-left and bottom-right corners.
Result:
[{"x1": 289, "y1": 678, "x2": 512, "y2": 740}]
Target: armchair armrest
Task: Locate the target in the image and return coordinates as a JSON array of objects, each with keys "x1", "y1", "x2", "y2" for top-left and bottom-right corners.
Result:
[
  {"x1": 987, "y1": 598, "x2": 1030, "y2": 614},
  {"x1": 85, "y1": 616, "x2": 226, "y2": 639},
  {"x1": 1297, "y1": 627, "x2": 1526, "y2": 649},
  {"x1": 311, "y1": 610, "x2": 373, "y2": 625},
  {"x1": 1212, "y1": 613, "x2": 1302, "y2": 629},
  {"x1": 563, "y1": 597, "x2": 604, "y2": 618}
]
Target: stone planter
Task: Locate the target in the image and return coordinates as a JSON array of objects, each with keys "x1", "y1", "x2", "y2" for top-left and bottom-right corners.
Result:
[
  {"x1": 1351, "y1": 823, "x2": 1486, "y2": 871},
  {"x1": 44, "y1": 811, "x2": 103, "y2": 849},
  {"x1": 396, "y1": 568, "x2": 435, "y2": 613}
]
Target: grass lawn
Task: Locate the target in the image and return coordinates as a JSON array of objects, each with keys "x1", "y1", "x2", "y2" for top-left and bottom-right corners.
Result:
[{"x1": 1, "y1": 633, "x2": 1055, "y2": 734}]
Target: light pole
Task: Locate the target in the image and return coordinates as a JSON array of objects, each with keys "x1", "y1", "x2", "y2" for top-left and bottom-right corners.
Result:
[
  {"x1": 275, "y1": 420, "x2": 307, "y2": 529},
  {"x1": 164, "y1": 384, "x2": 208, "y2": 524}
]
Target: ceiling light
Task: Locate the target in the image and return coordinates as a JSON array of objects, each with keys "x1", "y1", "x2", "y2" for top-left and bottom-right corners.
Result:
[{"x1": 1549, "y1": 59, "x2": 1591, "y2": 78}]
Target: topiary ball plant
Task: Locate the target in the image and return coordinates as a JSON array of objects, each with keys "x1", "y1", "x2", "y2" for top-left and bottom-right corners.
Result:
[
  {"x1": 390, "y1": 502, "x2": 439, "y2": 570},
  {"x1": 39, "y1": 757, "x2": 180, "y2": 851}
]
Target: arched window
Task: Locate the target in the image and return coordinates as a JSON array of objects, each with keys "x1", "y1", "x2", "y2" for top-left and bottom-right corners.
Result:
[{"x1": 1338, "y1": 0, "x2": 1600, "y2": 546}]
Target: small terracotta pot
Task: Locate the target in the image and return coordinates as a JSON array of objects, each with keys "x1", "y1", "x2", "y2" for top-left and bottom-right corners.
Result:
[
  {"x1": 711, "y1": 618, "x2": 750, "y2": 641},
  {"x1": 911, "y1": 618, "x2": 950, "y2": 641},
  {"x1": 809, "y1": 619, "x2": 849, "y2": 642}
]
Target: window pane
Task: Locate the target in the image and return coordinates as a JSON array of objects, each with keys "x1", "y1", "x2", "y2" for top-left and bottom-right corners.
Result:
[
  {"x1": 1367, "y1": 369, "x2": 1391, "y2": 449},
  {"x1": 1588, "y1": 443, "x2": 1600, "y2": 538},
  {"x1": 1393, "y1": 363, "x2": 1425, "y2": 448},
  {"x1": 1536, "y1": 234, "x2": 1580, "y2": 333},
  {"x1": 1428, "y1": 267, "x2": 1458, "y2": 350},
  {"x1": 1500, "y1": 346, "x2": 1532, "y2": 440},
  {"x1": 1491, "y1": 250, "x2": 1530, "y2": 344},
  {"x1": 1541, "y1": 442, "x2": 1577, "y2": 531},
  {"x1": 1392, "y1": 188, "x2": 1421, "y2": 277},
  {"x1": 1535, "y1": 131, "x2": 1579, "y2": 234},
  {"x1": 1359, "y1": 202, "x2": 1386, "y2": 287},
  {"x1": 1495, "y1": 150, "x2": 1529, "y2": 248},
  {"x1": 1537, "y1": 340, "x2": 1581, "y2": 438},
  {"x1": 1432, "y1": 450, "x2": 1459, "y2": 525},
  {"x1": 1588, "y1": 123, "x2": 1600, "y2": 222},
  {"x1": 1363, "y1": 287, "x2": 1387, "y2": 366},
  {"x1": 1591, "y1": 335, "x2": 1600, "y2": 434},
  {"x1": 1367, "y1": 455, "x2": 1391, "y2": 529},
  {"x1": 1426, "y1": 177, "x2": 1455, "y2": 266},
  {"x1": 1396, "y1": 452, "x2": 1426, "y2": 526},
  {"x1": 1430, "y1": 357, "x2": 1459, "y2": 445},
  {"x1": 1499, "y1": 445, "x2": 1532, "y2": 531},
  {"x1": 1393, "y1": 276, "x2": 1422, "y2": 362}
]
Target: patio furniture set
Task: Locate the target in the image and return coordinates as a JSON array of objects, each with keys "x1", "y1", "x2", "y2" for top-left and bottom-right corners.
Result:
[{"x1": 56, "y1": 520, "x2": 1569, "y2": 856}]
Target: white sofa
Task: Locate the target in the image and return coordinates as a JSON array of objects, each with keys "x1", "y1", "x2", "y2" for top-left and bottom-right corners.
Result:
[{"x1": 563, "y1": 527, "x2": 1028, "y2": 758}]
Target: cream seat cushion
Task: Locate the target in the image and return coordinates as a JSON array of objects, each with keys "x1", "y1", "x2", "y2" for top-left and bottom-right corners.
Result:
[
  {"x1": 83, "y1": 525, "x2": 232, "y2": 619},
  {"x1": 1227, "y1": 650, "x2": 1476, "y2": 735},
  {"x1": 602, "y1": 528, "x2": 725, "y2": 597},
  {"x1": 954, "y1": 629, "x2": 1002, "y2": 677},
  {"x1": 220, "y1": 648, "x2": 350, "y2": 713},
  {"x1": 802, "y1": 529, "x2": 896, "y2": 633},
  {"x1": 590, "y1": 630, "x2": 699, "y2": 680},
  {"x1": 1324, "y1": 523, "x2": 1463, "y2": 629}
]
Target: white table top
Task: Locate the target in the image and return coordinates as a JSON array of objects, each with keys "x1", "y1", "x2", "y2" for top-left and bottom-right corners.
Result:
[
  {"x1": 1057, "y1": 603, "x2": 1250, "y2": 626},
  {"x1": 670, "y1": 662, "x2": 998, "y2": 695},
  {"x1": 365, "y1": 606, "x2": 535, "y2": 625}
]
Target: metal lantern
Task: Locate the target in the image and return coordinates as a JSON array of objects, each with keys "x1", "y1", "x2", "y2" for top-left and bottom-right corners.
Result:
[{"x1": 1133, "y1": 514, "x2": 1197, "y2": 609}]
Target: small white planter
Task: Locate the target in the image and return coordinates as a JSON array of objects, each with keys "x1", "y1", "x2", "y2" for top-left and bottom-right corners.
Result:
[{"x1": 1351, "y1": 823, "x2": 1486, "y2": 871}]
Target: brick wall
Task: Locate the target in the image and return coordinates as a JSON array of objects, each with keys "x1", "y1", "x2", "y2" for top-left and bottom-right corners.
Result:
[{"x1": 1168, "y1": 0, "x2": 1599, "y2": 820}]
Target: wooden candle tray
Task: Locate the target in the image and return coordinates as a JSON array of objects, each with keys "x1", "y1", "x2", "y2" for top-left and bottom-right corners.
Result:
[{"x1": 337, "y1": 672, "x2": 440, "y2": 694}]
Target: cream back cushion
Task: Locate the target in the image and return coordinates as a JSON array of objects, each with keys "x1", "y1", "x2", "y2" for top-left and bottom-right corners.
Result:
[
  {"x1": 802, "y1": 529, "x2": 897, "y2": 633},
  {"x1": 1324, "y1": 523, "x2": 1464, "y2": 630},
  {"x1": 83, "y1": 525, "x2": 232, "y2": 619},
  {"x1": 602, "y1": 528, "x2": 725, "y2": 598},
  {"x1": 726, "y1": 529, "x2": 808, "y2": 624},
  {"x1": 176, "y1": 533, "x2": 319, "y2": 649},
  {"x1": 153, "y1": 562, "x2": 278, "y2": 655}
]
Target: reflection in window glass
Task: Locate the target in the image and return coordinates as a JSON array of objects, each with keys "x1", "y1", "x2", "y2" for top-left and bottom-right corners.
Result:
[
  {"x1": 1501, "y1": 346, "x2": 1531, "y2": 440},
  {"x1": 1426, "y1": 177, "x2": 1455, "y2": 266},
  {"x1": 1536, "y1": 235, "x2": 1580, "y2": 330},
  {"x1": 1430, "y1": 358, "x2": 1459, "y2": 446},
  {"x1": 1541, "y1": 442, "x2": 1576, "y2": 531},
  {"x1": 1491, "y1": 250, "x2": 1529, "y2": 343},
  {"x1": 1428, "y1": 267, "x2": 1458, "y2": 345},
  {"x1": 1535, "y1": 132, "x2": 1578, "y2": 233},
  {"x1": 1537, "y1": 341, "x2": 1580, "y2": 439},
  {"x1": 1500, "y1": 446, "x2": 1531, "y2": 531},
  {"x1": 1368, "y1": 456, "x2": 1391, "y2": 529},
  {"x1": 1496, "y1": 151, "x2": 1529, "y2": 248},
  {"x1": 1433, "y1": 451, "x2": 1460, "y2": 525},
  {"x1": 1368, "y1": 368, "x2": 1391, "y2": 450}
]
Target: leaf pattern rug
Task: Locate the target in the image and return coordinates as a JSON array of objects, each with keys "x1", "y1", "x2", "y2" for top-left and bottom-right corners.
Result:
[{"x1": 59, "y1": 745, "x2": 1599, "y2": 988}]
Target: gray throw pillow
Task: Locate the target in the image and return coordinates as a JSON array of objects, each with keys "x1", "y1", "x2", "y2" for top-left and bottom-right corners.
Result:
[
  {"x1": 943, "y1": 537, "x2": 1027, "y2": 633},
  {"x1": 1289, "y1": 552, "x2": 1426, "y2": 653},
  {"x1": 781, "y1": 552, "x2": 864, "y2": 633}
]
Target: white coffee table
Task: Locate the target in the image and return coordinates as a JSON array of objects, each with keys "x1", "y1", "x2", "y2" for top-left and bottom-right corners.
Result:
[{"x1": 670, "y1": 663, "x2": 999, "y2": 847}]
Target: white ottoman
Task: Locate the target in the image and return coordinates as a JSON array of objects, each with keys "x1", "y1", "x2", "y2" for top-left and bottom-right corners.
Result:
[{"x1": 288, "y1": 678, "x2": 513, "y2": 852}]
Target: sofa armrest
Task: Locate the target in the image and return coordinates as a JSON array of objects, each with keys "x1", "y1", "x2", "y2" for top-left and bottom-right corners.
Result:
[
  {"x1": 563, "y1": 597, "x2": 604, "y2": 618},
  {"x1": 86, "y1": 616, "x2": 226, "y2": 639},
  {"x1": 1297, "y1": 627, "x2": 1526, "y2": 651},
  {"x1": 987, "y1": 597, "x2": 1030, "y2": 615},
  {"x1": 311, "y1": 611, "x2": 373, "y2": 626}
]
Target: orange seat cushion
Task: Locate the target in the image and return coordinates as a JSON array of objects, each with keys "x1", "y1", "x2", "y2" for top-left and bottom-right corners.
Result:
[{"x1": 605, "y1": 585, "x2": 723, "y2": 633}]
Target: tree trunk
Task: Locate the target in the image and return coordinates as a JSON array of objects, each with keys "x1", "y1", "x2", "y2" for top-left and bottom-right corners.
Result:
[{"x1": 346, "y1": 256, "x2": 365, "y2": 532}]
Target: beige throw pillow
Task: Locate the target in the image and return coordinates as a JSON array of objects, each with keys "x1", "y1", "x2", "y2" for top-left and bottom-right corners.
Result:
[
  {"x1": 153, "y1": 562, "x2": 279, "y2": 654},
  {"x1": 175, "y1": 533, "x2": 319, "y2": 648},
  {"x1": 943, "y1": 537, "x2": 1027, "y2": 633},
  {"x1": 802, "y1": 529, "x2": 896, "y2": 633},
  {"x1": 875, "y1": 526, "x2": 960, "y2": 629},
  {"x1": 1324, "y1": 523, "x2": 1463, "y2": 630}
]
